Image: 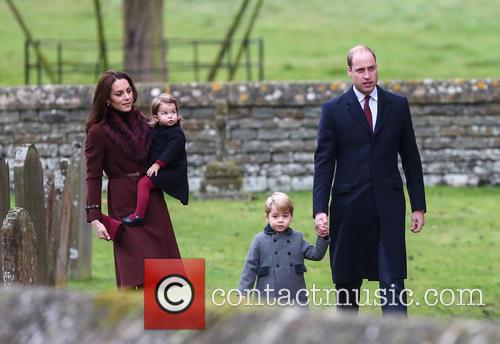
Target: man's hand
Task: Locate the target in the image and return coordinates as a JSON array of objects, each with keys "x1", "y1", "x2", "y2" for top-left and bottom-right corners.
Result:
[
  {"x1": 410, "y1": 210, "x2": 425, "y2": 233},
  {"x1": 147, "y1": 163, "x2": 161, "y2": 177},
  {"x1": 315, "y1": 212, "x2": 329, "y2": 237}
]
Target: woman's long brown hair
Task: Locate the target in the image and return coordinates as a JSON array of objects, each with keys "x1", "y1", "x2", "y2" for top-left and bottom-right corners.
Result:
[{"x1": 86, "y1": 70, "x2": 138, "y2": 132}]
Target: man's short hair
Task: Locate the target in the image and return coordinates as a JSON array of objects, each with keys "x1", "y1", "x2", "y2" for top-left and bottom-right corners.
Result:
[{"x1": 347, "y1": 45, "x2": 377, "y2": 67}]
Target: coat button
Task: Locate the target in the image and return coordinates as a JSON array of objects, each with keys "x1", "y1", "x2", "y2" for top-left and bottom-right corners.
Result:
[
  {"x1": 290, "y1": 263, "x2": 293, "y2": 267},
  {"x1": 276, "y1": 264, "x2": 280, "y2": 268},
  {"x1": 273, "y1": 239, "x2": 277, "y2": 243},
  {"x1": 274, "y1": 251, "x2": 278, "y2": 255},
  {"x1": 287, "y1": 239, "x2": 290, "y2": 243},
  {"x1": 288, "y1": 252, "x2": 291, "y2": 255}
]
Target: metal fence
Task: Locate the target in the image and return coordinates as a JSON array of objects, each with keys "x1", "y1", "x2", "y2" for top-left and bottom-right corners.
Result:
[{"x1": 24, "y1": 38, "x2": 264, "y2": 85}]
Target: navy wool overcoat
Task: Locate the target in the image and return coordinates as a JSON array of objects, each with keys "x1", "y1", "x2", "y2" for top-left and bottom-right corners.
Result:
[{"x1": 313, "y1": 86, "x2": 426, "y2": 284}]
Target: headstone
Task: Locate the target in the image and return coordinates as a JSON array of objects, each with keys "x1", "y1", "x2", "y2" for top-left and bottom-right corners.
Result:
[
  {"x1": 44, "y1": 172, "x2": 57, "y2": 286},
  {"x1": 46, "y1": 160, "x2": 69, "y2": 286},
  {"x1": 214, "y1": 99, "x2": 228, "y2": 161},
  {"x1": 0, "y1": 208, "x2": 38, "y2": 285},
  {"x1": 45, "y1": 164, "x2": 69, "y2": 287},
  {"x1": 199, "y1": 160, "x2": 245, "y2": 198},
  {"x1": 0, "y1": 157, "x2": 9, "y2": 222},
  {"x1": 13, "y1": 144, "x2": 47, "y2": 285},
  {"x1": 198, "y1": 100, "x2": 246, "y2": 199},
  {"x1": 68, "y1": 146, "x2": 92, "y2": 280},
  {"x1": 55, "y1": 172, "x2": 72, "y2": 288}
]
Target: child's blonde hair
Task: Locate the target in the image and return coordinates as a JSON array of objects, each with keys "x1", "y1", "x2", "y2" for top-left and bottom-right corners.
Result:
[
  {"x1": 149, "y1": 93, "x2": 183, "y2": 126},
  {"x1": 264, "y1": 192, "x2": 294, "y2": 216}
]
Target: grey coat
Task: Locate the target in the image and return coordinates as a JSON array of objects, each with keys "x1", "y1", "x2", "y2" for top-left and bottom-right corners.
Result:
[{"x1": 238, "y1": 225, "x2": 329, "y2": 305}]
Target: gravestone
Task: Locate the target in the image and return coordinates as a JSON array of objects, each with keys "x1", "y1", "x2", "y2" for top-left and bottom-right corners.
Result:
[
  {"x1": 0, "y1": 208, "x2": 38, "y2": 285},
  {"x1": 45, "y1": 162, "x2": 68, "y2": 286},
  {"x1": 13, "y1": 144, "x2": 47, "y2": 285},
  {"x1": 199, "y1": 100, "x2": 245, "y2": 199},
  {"x1": 55, "y1": 169, "x2": 72, "y2": 288},
  {"x1": 0, "y1": 158, "x2": 9, "y2": 221},
  {"x1": 45, "y1": 172, "x2": 57, "y2": 285},
  {"x1": 68, "y1": 146, "x2": 92, "y2": 280}
]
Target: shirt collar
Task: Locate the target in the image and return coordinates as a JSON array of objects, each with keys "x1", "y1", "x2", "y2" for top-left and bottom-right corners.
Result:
[
  {"x1": 263, "y1": 224, "x2": 293, "y2": 236},
  {"x1": 353, "y1": 86, "x2": 378, "y2": 103}
]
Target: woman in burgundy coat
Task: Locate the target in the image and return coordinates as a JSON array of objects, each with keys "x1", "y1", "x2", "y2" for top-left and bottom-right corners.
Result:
[{"x1": 85, "y1": 70, "x2": 181, "y2": 288}]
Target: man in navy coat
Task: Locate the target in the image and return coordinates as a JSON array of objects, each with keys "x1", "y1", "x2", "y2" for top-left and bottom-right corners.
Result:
[{"x1": 313, "y1": 45, "x2": 426, "y2": 315}]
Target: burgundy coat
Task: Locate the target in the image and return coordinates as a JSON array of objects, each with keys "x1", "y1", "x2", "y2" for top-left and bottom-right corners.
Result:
[{"x1": 85, "y1": 112, "x2": 181, "y2": 287}]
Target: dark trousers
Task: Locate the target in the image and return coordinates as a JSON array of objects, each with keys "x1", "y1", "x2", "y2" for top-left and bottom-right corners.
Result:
[{"x1": 335, "y1": 239, "x2": 407, "y2": 316}]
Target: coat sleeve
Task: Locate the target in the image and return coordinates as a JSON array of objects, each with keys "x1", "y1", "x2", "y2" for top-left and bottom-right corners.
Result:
[
  {"x1": 302, "y1": 234, "x2": 329, "y2": 261},
  {"x1": 313, "y1": 102, "x2": 337, "y2": 217},
  {"x1": 398, "y1": 98, "x2": 426, "y2": 212},
  {"x1": 84, "y1": 125, "x2": 104, "y2": 222},
  {"x1": 157, "y1": 130, "x2": 186, "y2": 165},
  {"x1": 238, "y1": 236, "x2": 261, "y2": 292}
]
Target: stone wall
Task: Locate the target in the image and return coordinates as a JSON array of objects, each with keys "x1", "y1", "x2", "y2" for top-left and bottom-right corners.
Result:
[
  {"x1": 0, "y1": 287, "x2": 498, "y2": 343},
  {"x1": 1, "y1": 80, "x2": 499, "y2": 192}
]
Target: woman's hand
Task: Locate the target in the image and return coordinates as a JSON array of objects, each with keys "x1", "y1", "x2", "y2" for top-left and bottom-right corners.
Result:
[
  {"x1": 147, "y1": 163, "x2": 161, "y2": 177},
  {"x1": 91, "y1": 219, "x2": 111, "y2": 240}
]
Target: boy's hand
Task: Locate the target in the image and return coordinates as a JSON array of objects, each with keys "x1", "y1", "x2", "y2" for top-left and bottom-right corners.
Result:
[
  {"x1": 316, "y1": 226, "x2": 329, "y2": 237},
  {"x1": 147, "y1": 163, "x2": 160, "y2": 177}
]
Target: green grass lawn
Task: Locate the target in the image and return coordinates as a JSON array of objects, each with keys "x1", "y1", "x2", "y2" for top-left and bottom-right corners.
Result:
[
  {"x1": 1, "y1": 0, "x2": 500, "y2": 85},
  {"x1": 68, "y1": 186, "x2": 500, "y2": 319}
]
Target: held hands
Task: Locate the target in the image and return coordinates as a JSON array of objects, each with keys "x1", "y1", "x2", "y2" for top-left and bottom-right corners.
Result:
[
  {"x1": 314, "y1": 212, "x2": 329, "y2": 237},
  {"x1": 91, "y1": 219, "x2": 110, "y2": 240},
  {"x1": 147, "y1": 163, "x2": 161, "y2": 177},
  {"x1": 410, "y1": 210, "x2": 425, "y2": 233}
]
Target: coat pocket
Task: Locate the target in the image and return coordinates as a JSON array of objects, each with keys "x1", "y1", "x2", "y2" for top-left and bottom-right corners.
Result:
[
  {"x1": 258, "y1": 266, "x2": 270, "y2": 276},
  {"x1": 332, "y1": 183, "x2": 352, "y2": 194},
  {"x1": 294, "y1": 264, "x2": 307, "y2": 274}
]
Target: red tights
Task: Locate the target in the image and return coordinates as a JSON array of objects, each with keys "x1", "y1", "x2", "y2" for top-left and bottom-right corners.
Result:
[{"x1": 133, "y1": 176, "x2": 156, "y2": 218}]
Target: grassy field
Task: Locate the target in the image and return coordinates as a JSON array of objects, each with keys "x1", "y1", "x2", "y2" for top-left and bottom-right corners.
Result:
[
  {"x1": 1, "y1": 0, "x2": 500, "y2": 85},
  {"x1": 67, "y1": 186, "x2": 500, "y2": 319}
]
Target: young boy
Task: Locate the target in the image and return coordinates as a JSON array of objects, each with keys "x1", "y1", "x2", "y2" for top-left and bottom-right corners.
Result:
[{"x1": 238, "y1": 192, "x2": 329, "y2": 306}]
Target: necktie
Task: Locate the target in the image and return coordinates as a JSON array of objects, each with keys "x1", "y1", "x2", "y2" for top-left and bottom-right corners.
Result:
[{"x1": 363, "y1": 95, "x2": 373, "y2": 131}]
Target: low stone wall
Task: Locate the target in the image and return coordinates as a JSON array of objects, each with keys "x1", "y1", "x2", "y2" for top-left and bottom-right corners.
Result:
[
  {"x1": 1, "y1": 80, "x2": 499, "y2": 191},
  {"x1": 0, "y1": 287, "x2": 498, "y2": 343}
]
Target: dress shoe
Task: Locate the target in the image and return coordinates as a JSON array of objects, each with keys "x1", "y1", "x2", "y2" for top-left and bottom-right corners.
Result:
[{"x1": 122, "y1": 214, "x2": 145, "y2": 227}]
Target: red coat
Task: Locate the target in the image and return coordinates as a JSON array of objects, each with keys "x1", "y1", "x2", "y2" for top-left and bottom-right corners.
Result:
[{"x1": 85, "y1": 115, "x2": 181, "y2": 287}]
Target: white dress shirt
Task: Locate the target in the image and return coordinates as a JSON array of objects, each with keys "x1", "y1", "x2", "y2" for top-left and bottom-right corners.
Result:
[{"x1": 353, "y1": 86, "x2": 378, "y2": 130}]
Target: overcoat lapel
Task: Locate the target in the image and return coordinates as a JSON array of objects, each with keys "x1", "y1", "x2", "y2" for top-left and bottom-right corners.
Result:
[
  {"x1": 373, "y1": 86, "x2": 392, "y2": 136},
  {"x1": 346, "y1": 87, "x2": 372, "y2": 136}
]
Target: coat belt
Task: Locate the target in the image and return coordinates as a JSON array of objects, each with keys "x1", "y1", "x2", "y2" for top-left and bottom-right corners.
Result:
[{"x1": 108, "y1": 172, "x2": 145, "y2": 179}]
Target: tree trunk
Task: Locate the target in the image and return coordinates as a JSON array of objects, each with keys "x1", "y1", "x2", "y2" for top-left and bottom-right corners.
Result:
[
  {"x1": 123, "y1": 0, "x2": 166, "y2": 82},
  {"x1": 93, "y1": 0, "x2": 108, "y2": 71}
]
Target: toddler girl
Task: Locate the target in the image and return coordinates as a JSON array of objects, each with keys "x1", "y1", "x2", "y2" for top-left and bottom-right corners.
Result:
[{"x1": 123, "y1": 93, "x2": 188, "y2": 226}]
